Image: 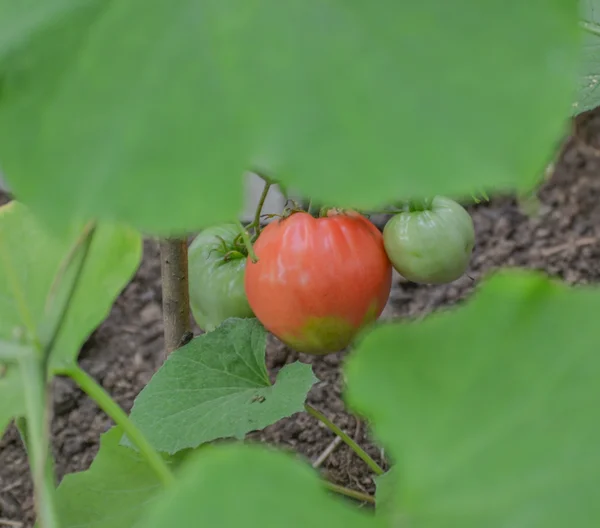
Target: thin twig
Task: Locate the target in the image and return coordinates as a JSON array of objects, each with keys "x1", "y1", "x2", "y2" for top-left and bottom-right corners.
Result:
[
  {"x1": 0, "y1": 519, "x2": 23, "y2": 527},
  {"x1": 322, "y1": 481, "x2": 375, "y2": 505},
  {"x1": 305, "y1": 404, "x2": 384, "y2": 476},
  {"x1": 159, "y1": 238, "x2": 191, "y2": 359},
  {"x1": 0, "y1": 480, "x2": 22, "y2": 494},
  {"x1": 354, "y1": 418, "x2": 362, "y2": 441},
  {"x1": 312, "y1": 436, "x2": 343, "y2": 469},
  {"x1": 540, "y1": 237, "x2": 597, "y2": 258}
]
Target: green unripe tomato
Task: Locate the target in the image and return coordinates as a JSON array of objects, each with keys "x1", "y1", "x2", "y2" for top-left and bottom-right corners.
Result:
[
  {"x1": 383, "y1": 196, "x2": 475, "y2": 284},
  {"x1": 188, "y1": 224, "x2": 254, "y2": 332}
]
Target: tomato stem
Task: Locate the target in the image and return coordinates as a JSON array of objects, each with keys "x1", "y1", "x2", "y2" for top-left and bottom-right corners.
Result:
[
  {"x1": 44, "y1": 220, "x2": 96, "y2": 325},
  {"x1": 5, "y1": 221, "x2": 98, "y2": 528},
  {"x1": 42, "y1": 222, "x2": 96, "y2": 373},
  {"x1": 253, "y1": 170, "x2": 279, "y2": 188},
  {"x1": 305, "y1": 404, "x2": 385, "y2": 476},
  {"x1": 57, "y1": 365, "x2": 176, "y2": 488},
  {"x1": 18, "y1": 358, "x2": 59, "y2": 528},
  {"x1": 252, "y1": 180, "x2": 272, "y2": 237},
  {"x1": 237, "y1": 221, "x2": 258, "y2": 263}
]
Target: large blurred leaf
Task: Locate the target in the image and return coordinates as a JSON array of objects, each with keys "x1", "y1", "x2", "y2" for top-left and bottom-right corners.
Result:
[
  {"x1": 126, "y1": 318, "x2": 317, "y2": 453},
  {"x1": 56, "y1": 426, "x2": 166, "y2": 528},
  {"x1": 0, "y1": 0, "x2": 85, "y2": 57},
  {"x1": 374, "y1": 470, "x2": 397, "y2": 521},
  {"x1": 345, "y1": 270, "x2": 600, "y2": 527},
  {"x1": 0, "y1": 0, "x2": 580, "y2": 234},
  {"x1": 0, "y1": 362, "x2": 24, "y2": 436},
  {"x1": 0, "y1": 0, "x2": 246, "y2": 235},
  {"x1": 0, "y1": 201, "x2": 142, "y2": 372},
  {"x1": 576, "y1": 0, "x2": 600, "y2": 113},
  {"x1": 136, "y1": 443, "x2": 382, "y2": 528}
]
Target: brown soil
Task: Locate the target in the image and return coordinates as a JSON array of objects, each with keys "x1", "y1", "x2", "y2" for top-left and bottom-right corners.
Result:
[{"x1": 2, "y1": 116, "x2": 600, "y2": 526}]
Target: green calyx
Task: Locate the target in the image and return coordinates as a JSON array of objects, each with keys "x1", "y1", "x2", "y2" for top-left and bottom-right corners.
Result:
[
  {"x1": 407, "y1": 197, "x2": 434, "y2": 212},
  {"x1": 212, "y1": 234, "x2": 248, "y2": 262}
]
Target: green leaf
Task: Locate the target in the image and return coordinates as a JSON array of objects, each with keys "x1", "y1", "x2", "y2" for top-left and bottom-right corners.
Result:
[
  {"x1": 576, "y1": 1, "x2": 600, "y2": 114},
  {"x1": 374, "y1": 470, "x2": 405, "y2": 525},
  {"x1": 55, "y1": 426, "x2": 167, "y2": 528},
  {"x1": 0, "y1": 1, "x2": 580, "y2": 234},
  {"x1": 0, "y1": 0, "x2": 85, "y2": 58},
  {"x1": 0, "y1": 362, "x2": 24, "y2": 435},
  {"x1": 0, "y1": 201, "x2": 142, "y2": 371},
  {"x1": 345, "y1": 269, "x2": 600, "y2": 527},
  {"x1": 0, "y1": 339, "x2": 31, "y2": 360},
  {"x1": 126, "y1": 318, "x2": 317, "y2": 454},
  {"x1": 0, "y1": 0, "x2": 246, "y2": 236},
  {"x1": 136, "y1": 443, "x2": 382, "y2": 528}
]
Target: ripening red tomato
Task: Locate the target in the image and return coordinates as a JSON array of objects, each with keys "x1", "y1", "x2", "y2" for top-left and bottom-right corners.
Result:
[{"x1": 244, "y1": 210, "x2": 392, "y2": 354}]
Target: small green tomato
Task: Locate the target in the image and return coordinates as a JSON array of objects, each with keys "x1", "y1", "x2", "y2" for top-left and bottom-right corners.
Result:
[
  {"x1": 188, "y1": 224, "x2": 254, "y2": 332},
  {"x1": 383, "y1": 197, "x2": 475, "y2": 284}
]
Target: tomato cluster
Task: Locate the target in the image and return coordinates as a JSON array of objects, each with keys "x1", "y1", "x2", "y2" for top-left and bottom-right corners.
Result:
[{"x1": 189, "y1": 197, "x2": 474, "y2": 355}]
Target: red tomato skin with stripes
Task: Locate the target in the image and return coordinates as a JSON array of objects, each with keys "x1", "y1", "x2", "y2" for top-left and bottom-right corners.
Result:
[{"x1": 244, "y1": 211, "x2": 392, "y2": 354}]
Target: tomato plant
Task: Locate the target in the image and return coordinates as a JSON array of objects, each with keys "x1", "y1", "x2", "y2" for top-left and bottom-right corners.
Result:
[
  {"x1": 188, "y1": 224, "x2": 254, "y2": 332},
  {"x1": 0, "y1": 2, "x2": 598, "y2": 528},
  {"x1": 244, "y1": 210, "x2": 392, "y2": 354},
  {"x1": 382, "y1": 197, "x2": 475, "y2": 284}
]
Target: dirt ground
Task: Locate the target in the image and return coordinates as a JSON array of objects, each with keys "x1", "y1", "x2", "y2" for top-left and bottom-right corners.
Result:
[{"x1": 2, "y1": 112, "x2": 600, "y2": 526}]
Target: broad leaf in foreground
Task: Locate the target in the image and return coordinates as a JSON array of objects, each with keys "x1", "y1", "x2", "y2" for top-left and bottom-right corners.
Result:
[
  {"x1": 0, "y1": 339, "x2": 31, "y2": 360},
  {"x1": 576, "y1": 0, "x2": 600, "y2": 114},
  {"x1": 0, "y1": 201, "x2": 142, "y2": 372},
  {"x1": 0, "y1": 0, "x2": 85, "y2": 58},
  {"x1": 136, "y1": 443, "x2": 382, "y2": 528},
  {"x1": 345, "y1": 270, "x2": 600, "y2": 527},
  {"x1": 0, "y1": 0, "x2": 580, "y2": 234},
  {"x1": 126, "y1": 318, "x2": 317, "y2": 453},
  {"x1": 55, "y1": 426, "x2": 166, "y2": 528},
  {"x1": 374, "y1": 469, "x2": 403, "y2": 525}
]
